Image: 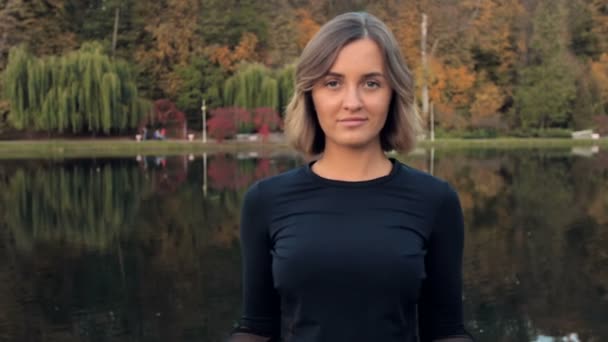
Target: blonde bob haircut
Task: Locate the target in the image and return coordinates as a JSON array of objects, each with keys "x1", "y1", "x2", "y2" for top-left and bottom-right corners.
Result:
[{"x1": 284, "y1": 12, "x2": 421, "y2": 156}]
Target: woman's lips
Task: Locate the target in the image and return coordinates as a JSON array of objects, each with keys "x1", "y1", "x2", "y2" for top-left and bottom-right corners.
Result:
[{"x1": 338, "y1": 117, "x2": 367, "y2": 127}]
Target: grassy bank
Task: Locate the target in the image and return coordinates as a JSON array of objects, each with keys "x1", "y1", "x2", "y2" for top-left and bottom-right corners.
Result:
[{"x1": 0, "y1": 138, "x2": 606, "y2": 158}]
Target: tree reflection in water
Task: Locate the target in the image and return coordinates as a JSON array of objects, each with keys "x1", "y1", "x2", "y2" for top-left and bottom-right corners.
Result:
[{"x1": 0, "y1": 150, "x2": 606, "y2": 341}]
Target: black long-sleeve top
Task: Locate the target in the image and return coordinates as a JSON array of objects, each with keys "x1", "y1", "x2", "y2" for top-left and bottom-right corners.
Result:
[{"x1": 230, "y1": 158, "x2": 473, "y2": 342}]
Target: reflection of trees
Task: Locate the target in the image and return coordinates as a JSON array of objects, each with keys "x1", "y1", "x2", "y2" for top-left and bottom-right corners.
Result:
[
  {"x1": 138, "y1": 155, "x2": 188, "y2": 194},
  {"x1": 206, "y1": 154, "x2": 299, "y2": 245},
  {"x1": 4, "y1": 159, "x2": 148, "y2": 252},
  {"x1": 433, "y1": 150, "x2": 608, "y2": 341},
  {"x1": 0, "y1": 155, "x2": 300, "y2": 341},
  {"x1": 2, "y1": 153, "x2": 607, "y2": 341}
]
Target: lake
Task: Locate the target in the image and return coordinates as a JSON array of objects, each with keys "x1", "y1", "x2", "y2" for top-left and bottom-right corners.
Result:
[{"x1": 0, "y1": 147, "x2": 607, "y2": 342}]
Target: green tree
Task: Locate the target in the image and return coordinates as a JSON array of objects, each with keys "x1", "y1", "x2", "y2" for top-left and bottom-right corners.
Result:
[
  {"x1": 199, "y1": 0, "x2": 269, "y2": 48},
  {"x1": 567, "y1": 0, "x2": 601, "y2": 59},
  {"x1": 3, "y1": 43, "x2": 148, "y2": 134},
  {"x1": 514, "y1": 0, "x2": 577, "y2": 129},
  {"x1": 175, "y1": 56, "x2": 226, "y2": 129},
  {"x1": 63, "y1": 0, "x2": 147, "y2": 61},
  {"x1": 276, "y1": 63, "x2": 295, "y2": 116},
  {"x1": 223, "y1": 64, "x2": 278, "y2": 111},
  {"x1": 0, "y1": 0, "x2": 77, "y2": 69}
]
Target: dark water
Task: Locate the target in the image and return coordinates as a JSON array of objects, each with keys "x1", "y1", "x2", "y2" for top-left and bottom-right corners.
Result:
[{"x1": 0, "y1": 148, "x2": 607, "y2": 342}]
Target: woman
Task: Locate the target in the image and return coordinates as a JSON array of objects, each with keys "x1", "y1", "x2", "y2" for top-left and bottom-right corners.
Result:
[{"x1": 229, "y1": 12, "x2": 473, "y2": 342}]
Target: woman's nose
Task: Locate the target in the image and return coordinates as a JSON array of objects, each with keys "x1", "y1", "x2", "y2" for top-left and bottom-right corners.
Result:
[{"x1": 342, "y1": 85, "x2": 363, "y2": 111}]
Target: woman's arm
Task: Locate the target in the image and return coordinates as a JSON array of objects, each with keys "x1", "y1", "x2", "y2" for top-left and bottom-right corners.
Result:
[
  {"x1": 227, "y1": 182, "x2": 280, "y2": 341},
  {"x1": 417, "y1": 183, "x2": 474, "y2": 342}
]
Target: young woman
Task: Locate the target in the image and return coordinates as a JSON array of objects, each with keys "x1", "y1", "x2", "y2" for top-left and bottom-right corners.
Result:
[{"x1": 229, "y1": 12, "x2": 474, "y2": 342}]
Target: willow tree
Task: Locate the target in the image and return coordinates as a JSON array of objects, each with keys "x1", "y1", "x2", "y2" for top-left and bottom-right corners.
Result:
[
  {"x1": 276, "y1": 63, "x2": 295, "y2": 117},
  {"x1": 223, "y1": 63, "x2": 278, "y2": 111},
  {"x1": 4, "y1": 160, "x2": 148, "y2": 252},
  {"x1": 3, "y1": 43, "x2": 149, "y2": 135}
]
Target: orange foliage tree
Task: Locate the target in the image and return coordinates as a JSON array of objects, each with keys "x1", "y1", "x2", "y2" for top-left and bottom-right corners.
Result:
[
  {"x1": 295, "y1": 8, "x2": 321, "y2": 49},
  {"x1": 470, "y1": 81, "x2": 506, "y2": 129},
  {"x1": 134, "y1": 0, "x2": 203, "y2": 98},
  {"x1": 209, "y1": 32, "x2": 259, "y2": 72}
]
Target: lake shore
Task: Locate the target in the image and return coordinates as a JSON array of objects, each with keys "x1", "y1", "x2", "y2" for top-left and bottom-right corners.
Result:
[{"x1": 0, "y1": 137, "x2": 607, "y2": 158}]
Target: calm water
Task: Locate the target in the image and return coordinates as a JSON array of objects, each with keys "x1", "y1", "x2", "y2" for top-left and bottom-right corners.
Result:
[{"x1": 0, "y1": 148, "x2": 607, "y2": 342}]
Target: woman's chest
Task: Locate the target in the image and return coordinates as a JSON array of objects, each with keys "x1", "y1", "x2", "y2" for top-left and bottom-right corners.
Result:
[{"x1": 269, "y1": 204, "x2": 431, "y2": 300}]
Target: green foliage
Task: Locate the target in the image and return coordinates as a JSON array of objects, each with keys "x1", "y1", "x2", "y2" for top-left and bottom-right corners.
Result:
[
  {"x1": 222, "y1": 63, "x2": 294, "y2": 116},
  {"x1": 509, "y1": 128, "x2": 573, "y2": 138},
  {"x1": 4, "y1": 161, "x2": 148, "y2": 251},
  {"x1": 63, "y1": 0, "x2": 146, "y2": 60},
  {"x1": 276, "y1": 63, "x2": 295, "y2": 116},
  {"x1": 2, "y1": 0, "x2": 608, "y2": 137},
  {"x1": 3, "y1": 43, "x2": 149, "y2": 135},
  {"x1": 513, "y1": 0, "x2": 577, "y2": 130},
  {"x1": 461, "y1": 129, "x2": 499, "y2": 139},
  {"x1": 573, "y1": 74, "x2": 597, "y2": 130},
  {"x1": 199, "y1": 0, "x2": 269, "y2": 47},
  {"x1": 514, "y1": 59, "x2": 577, "y2": 129},
  {"x1": 175, "y1": 56, "x2": 225, "y2": 129},
  {"x1": 223, "y1": 64, "x2": 273, "y2": 110},
  {"x1": 567, "y1": 0, "x2": 601, "y2": 59}
]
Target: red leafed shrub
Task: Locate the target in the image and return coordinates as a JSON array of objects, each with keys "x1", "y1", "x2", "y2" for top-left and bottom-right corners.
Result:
[
  {"x1": 140, "y1": 99, "x2": 187, "y2": 138},
  {"x1": 252, "y1": 107, "x2": 282, "y2": 141},
  {"x1": 234, "y1": 107, "x2": 252, "y2": 127},
  {"x1": 207, "y1": 154, "x2": 237, "y2": 190},
  {"x1": 152, "y1": 99, "x2": 186, "y2": 124},
  {"x1": 208, "y1": 107, "x2": 253, "y2": 142},
  {"x1": 208, "y1": 108, "x2": 237, "y2": 142},
  {"x1": 207, "y1": 154, "x2": 252, "y2": 190}
]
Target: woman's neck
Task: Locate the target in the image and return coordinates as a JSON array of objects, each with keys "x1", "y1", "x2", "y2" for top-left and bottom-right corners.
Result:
[{"x1": 312, "y1": 143, "x2": 392, "y2": 182}]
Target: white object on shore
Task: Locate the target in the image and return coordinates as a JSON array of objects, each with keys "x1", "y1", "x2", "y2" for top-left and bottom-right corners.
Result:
[
  {"x1": 188, "y1": 133, "x2": 194, "y2": 141},
  {"x1": 571, "y1": 129, "x2": 598, "y2": 139},
  {"x1": 135, "y1": 134, "x2": 142, "y2": 141}
]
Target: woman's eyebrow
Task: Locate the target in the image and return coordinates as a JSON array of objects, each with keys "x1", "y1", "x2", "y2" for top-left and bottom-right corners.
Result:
[
  {"x1": 363, "y1": 72, "x2": 385, "y2": 78},
  {"x1": 324, "y1": 72, "x2": 344, "y2": 78},
  {"x1": 324, "y1": 71, "x2": 385, "y2": 78}
]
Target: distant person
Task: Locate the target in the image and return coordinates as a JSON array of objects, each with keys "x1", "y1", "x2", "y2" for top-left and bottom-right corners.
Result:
[
  {"x1": 228, "y1": 12, "x2": 473, "y2": 342},
  {"x1": 160, "y1": 127, "x2": 167, "y2": 140}
]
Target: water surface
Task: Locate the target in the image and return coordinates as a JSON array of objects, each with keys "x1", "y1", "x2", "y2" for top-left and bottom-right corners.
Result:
[{"x1": 0, "y1": 148, "x2": 607, "y2": 341}]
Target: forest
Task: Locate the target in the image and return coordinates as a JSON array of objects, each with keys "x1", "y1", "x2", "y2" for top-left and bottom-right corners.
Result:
[{"x1": 1, "y1": 0, "x2": 607, "y2": 138}]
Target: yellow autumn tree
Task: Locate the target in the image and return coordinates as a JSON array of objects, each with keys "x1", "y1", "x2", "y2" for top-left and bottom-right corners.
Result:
[
  {"x1": 384, "y1": 0, "x2": 421, "y2": 67},
  {"x1": 424, "y1": 57, "x2": 476, "y2": 130},
  {"x1": 209, "y1": 32, "x2": 259, "y2": 72},
  {"x1": 591, "y1": 53, "x2": 608, "y2": 109},
  {"x1": 470, "y1": 81, "x2": 506, "y2": 129},
  {"x1": 295, "y1": 8, "x2": 321, "y2": 49}
]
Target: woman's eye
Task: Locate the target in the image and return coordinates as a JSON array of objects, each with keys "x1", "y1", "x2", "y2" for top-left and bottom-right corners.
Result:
[
  {"x1": 365, "y1": 80, "x2": 380, "y2": 89},
  {"x1": 325, "y1": 80, "x2": 340, "y2": 88}
]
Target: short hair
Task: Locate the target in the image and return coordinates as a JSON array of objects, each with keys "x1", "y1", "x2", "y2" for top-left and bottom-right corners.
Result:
[{"x1": 284, "y1": 12, "x2": 421, "y2": 156}]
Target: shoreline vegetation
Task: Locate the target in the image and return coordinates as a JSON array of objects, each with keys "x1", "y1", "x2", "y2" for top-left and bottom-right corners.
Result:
[
  {"x1": 2, "y1": 1, "x2": 607, "y2": 151},
  {"x1": 0, "y1": 137, "x2": 606, "y2": 158}
]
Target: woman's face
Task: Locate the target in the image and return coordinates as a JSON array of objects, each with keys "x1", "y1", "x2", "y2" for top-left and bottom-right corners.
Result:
[{"x1": 311, "y1": 38, "x2": 392, "y2": 152}]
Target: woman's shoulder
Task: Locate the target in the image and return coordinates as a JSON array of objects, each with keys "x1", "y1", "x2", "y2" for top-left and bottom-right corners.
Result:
[
  {"x1": 244, "y1": 165, "x2": 309, "y2": 199},
  {"x1": 393, "y1": 160, "x2": 457, "y2": 201}
]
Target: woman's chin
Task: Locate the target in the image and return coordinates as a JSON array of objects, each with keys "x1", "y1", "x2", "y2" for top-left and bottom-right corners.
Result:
[{"x1": 331, "y1": 136, "x2": 379, "y2": 150}]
